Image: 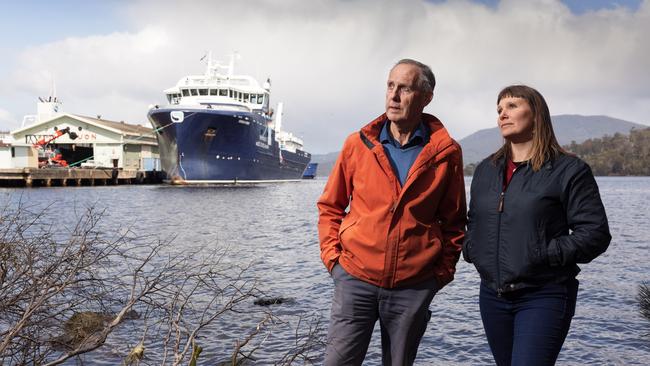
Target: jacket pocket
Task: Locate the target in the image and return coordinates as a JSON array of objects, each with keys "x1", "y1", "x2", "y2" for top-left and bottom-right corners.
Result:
[
  {"x1": 337, "y1": 217, "x2": 358, "y2": 243},
  {"x1": 528, "y1": 222, "x2": 549, "y2": 266}
]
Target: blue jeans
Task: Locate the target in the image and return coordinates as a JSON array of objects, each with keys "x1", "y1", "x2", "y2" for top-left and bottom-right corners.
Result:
[
  {"x1": 325, "y1": 264, "x2": 438, "y2": 366},
  {"x1": 479, "y1": 279, "x2": 579, "y2": 366}
]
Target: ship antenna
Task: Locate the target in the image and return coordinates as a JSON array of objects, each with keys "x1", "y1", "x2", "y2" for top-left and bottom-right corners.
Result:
[
  {"x1": 228, "y1": 51, "x2": 240, "y2": 76},
  {"x1": 50, "y1": 75, "x2": 57, "y2": 102},
  {"x1": 203, "y1": 51, "x2": 213, "y2": 77}
]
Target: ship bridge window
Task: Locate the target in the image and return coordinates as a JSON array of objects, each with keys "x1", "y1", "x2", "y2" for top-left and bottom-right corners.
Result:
[
  {"x1": 182, "y1": 89, "x2": 190, "y2": 97},
  {"x1": 199, "y1": 88, "x2": 208, "y2": 96},
  {"x1": 210, "y1": 89, "x2": 218, "y2": 96},
  {"x1": 219, "y1": 89, "x2": 228, "y2": 96},
  {"x1": 250, "y1": 94, "x2": 257, "y2": 104},
  {"x1": 190, "y1": 89, "x2": 198, "y2": 96},
  {"x1": 166, "y1": 94, "x2": 172, "y2": 103},
  {"x1": 257, "y1": 94, "x2": 264, "y2": 104},
  {"x1": 244, "y1": 93, "x2": 250, "y2": 103}
]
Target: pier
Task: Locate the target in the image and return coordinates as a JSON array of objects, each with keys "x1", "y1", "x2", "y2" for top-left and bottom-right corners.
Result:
[{"x1": 0, "y1": 168, "x2": 164, "y2": 187}]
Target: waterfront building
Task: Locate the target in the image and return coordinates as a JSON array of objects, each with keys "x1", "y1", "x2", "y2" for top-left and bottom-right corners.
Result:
[
  {"x1": 10, "y1": 114, "x2": 159, "y2": 169},
  {"x1": 0, "y1": 132, "x2": 13, "y2": 169}
]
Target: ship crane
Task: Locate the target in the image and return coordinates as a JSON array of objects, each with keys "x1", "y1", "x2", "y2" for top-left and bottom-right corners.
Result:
[{"x1": 33, "y1": 126, "x2": 82, "y2": 167}]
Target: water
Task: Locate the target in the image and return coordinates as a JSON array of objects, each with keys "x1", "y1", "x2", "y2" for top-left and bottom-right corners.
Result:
[{"x1": 1, "y1": 177, "x2": 648, "y2": 365}]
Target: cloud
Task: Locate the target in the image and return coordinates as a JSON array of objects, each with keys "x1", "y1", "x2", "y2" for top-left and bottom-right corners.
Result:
[
  {"x1": 3, "y1": 0, "x2": 649, "y2": 153},
  {"x1": 0, "y1": 108, "x2": 14, "y2": 130}
]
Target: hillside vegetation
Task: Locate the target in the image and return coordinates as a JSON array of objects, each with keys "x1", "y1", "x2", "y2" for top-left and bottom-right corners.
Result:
[
  {"x1": 565, "y1": 127, "x2": 650, "y2": 176},
  {"x1": 463, "y1": 127, "x2": 650, "y2": 176}
]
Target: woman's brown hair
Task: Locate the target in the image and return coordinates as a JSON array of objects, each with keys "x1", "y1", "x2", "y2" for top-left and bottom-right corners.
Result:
[{"x1": 492, "y1": 85, "x2": 569, "y2": 171}]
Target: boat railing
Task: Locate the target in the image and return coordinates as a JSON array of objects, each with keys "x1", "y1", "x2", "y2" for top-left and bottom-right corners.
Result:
[{"x1": 199, "y1": 102, "x2": 252, "y2": 112}]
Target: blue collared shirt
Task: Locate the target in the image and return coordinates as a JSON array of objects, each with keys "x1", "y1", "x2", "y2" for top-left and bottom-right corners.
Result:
[{"x1": 380, "y1": 120, "x2": 429, "y2": 186}]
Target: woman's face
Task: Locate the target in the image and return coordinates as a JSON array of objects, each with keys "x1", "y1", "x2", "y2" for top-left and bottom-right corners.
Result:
[{"x1": 497, "y1": 96, "x2": 534, "y2": 143}]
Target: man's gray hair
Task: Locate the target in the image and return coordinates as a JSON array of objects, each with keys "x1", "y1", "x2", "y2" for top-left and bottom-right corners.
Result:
[{"x1": 394, "y1": 59, "x2": 436, "y2": 94}]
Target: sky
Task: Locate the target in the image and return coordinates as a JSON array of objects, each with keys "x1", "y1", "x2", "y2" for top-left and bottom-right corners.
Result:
[{"x1": 0, "y1": 0, "x2": 648, "y2": 154}]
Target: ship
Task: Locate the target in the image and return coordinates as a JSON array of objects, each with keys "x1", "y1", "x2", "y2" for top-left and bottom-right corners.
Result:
[
  {"x1": 147, "y1": 54, "x2": 310, "y2": 184},
  {"x1": 302, "y1": 163, "x2": 318, "y2": 179}
]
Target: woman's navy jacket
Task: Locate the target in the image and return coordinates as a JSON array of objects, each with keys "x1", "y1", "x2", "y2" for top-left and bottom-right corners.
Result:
[{"x1": 463, "y1": 153, "x2": 611, "y2": 294}]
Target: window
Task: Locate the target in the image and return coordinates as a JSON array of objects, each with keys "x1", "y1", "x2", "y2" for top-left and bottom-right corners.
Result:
[
  {"x1": 11, "y1": 147, "x2": 15, "y2": 158},
  {"x1": 199, "y1": 89, "x2": 208, "y2": 96},
  {"x1": 210, "y1": 89, "x2": 218, "y2": 95},
  {"x1": 250, "y1": 94, "x2": 257, "y2": 104},
  {"x1": 182, "y1": 89, "x2": 190, "y2": 97},
  {"x1": 258, "y1": 94, "x2": 264, "y2": 104},
  {"x1": 244, "y1": 93, "x2": 250, "y2": 103},
  {"x1": 190, "y1": 89, "x2": 198, "y2": 96},
  {"x1": 219, "y1": 89, "x2": 228, "y2": 96},
  {"x1": 229, "y1": 89, "x2": 233, "y2": 98}
]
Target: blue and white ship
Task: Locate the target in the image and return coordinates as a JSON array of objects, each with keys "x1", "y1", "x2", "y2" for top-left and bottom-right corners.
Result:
[{"x1": 147, "y1": 54, "x2": 310, "y2": 184}]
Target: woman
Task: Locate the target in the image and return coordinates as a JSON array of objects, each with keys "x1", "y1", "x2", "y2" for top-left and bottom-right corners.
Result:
[{"x1": 463, "y1": 85, "x2": 611, "y2": 365}]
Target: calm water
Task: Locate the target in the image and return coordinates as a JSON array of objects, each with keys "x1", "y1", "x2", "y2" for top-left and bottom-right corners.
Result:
[{"x1": 1, "y1": 177, "x2": 649, "y2": 365}]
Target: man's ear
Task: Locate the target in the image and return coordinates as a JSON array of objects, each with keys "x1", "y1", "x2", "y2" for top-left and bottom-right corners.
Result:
[{"x1": 424, "y1": 92, "x2": 433, "y2": 106}]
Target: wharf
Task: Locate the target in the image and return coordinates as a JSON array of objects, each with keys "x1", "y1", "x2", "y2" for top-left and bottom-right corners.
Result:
[{"x1": 0, "y1": 168, "x2": 164, "y2": 188}]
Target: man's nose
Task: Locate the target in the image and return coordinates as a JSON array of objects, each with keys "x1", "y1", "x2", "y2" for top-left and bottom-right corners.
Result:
[{"x1": 389, "y1": 88, "x2": 400, "y2": 101}]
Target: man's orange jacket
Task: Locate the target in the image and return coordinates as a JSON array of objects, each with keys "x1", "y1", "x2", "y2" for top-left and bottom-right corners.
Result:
[{"x1": 317, "y1": 113, "x2": 467, "y2": 289}]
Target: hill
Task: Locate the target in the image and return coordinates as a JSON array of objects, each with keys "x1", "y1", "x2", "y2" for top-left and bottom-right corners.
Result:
[
  {"x1": 311, "y1": 115, "x2": 648, "y2": 177},
  {"x1": 459, "y1": 115, "x2": 646, "y2": 164},
  {"x1": 310, "y1": 151, "x2": 339, "y2": 178}
]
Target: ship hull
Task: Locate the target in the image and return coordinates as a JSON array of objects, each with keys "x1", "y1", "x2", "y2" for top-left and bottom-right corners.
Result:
[{"x1": 148, "y1": 108, "x2": 310, "y2": 184}]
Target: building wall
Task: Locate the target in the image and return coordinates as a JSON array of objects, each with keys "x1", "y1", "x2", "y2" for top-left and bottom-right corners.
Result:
[
  {"x1": 12, "y1": 147, "x2": 38, "y2": 168},
  {"x1": 13, "y1": 116, "x2": 123, "y2": 145},
  {"x1": 0, "y1": 148, "x2": 12, "y2": 168},
  {"x1": 123, "y1": 144, "x2": 142, "y2": 169},
  {"x1": 93, "y1": 144, "x2": 123, "y2": 168}
]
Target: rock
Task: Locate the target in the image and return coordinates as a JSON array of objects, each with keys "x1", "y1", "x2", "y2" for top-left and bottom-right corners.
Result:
[{"x1": 253, "y1": 297, "x2": 295, "y2": 306}]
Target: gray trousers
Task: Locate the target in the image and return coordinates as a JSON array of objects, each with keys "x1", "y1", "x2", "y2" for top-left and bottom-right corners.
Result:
[{"x1": 324, "y1": 264, "x2": 438, "y2": 366}]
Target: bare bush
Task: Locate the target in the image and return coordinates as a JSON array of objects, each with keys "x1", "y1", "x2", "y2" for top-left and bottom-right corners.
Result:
[
  {"x1": 0, "y1": 199, "x2": 323, "y2": 365},
  {"x1": 639, "y1": 282, "x2": 650, "y2": 323}
]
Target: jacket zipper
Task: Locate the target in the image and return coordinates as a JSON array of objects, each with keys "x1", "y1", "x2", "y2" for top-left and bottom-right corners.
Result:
[
  {"x1": 495, "y1": 162, "x2": 524, "y2": 296},
  {"x1": 388, "y1": 141, "x2": 454, "y2": 287},
  {"x1": 496, "y1": 190, "x2": 504, "y2": 297}
]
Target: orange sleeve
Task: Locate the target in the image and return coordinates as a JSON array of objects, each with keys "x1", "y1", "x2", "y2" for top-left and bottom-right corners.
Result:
[
  {"x1": 316, "y1": 139, "x2": 354, "y2": 272},
  {"x1": 434, "y1": 145, "x2": 467, "y2": 287}
]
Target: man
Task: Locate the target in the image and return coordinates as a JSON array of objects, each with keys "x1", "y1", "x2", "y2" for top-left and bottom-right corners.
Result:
[{"x1": 317, "y1": 59, "x2": 466, "y2": 365}]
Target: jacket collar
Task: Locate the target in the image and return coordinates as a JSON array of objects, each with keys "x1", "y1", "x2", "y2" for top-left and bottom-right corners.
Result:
[{"x1": 360, "y1": 113, "x2": 455, "y2": 161}]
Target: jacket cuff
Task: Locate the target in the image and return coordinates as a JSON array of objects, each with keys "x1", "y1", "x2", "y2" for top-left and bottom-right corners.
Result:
[
  {"x1": 547, "y1": 239, "x2": 562, "y2": 267},
  {"x1": 434, "y1": 269, "x2": 453, "y2": 289},
  {"x1": 461, "y1": 241, "x2": 472, "y2": 263},
  {"x1": 326, "y1": 256, "x2": 340, "y2": 273}
]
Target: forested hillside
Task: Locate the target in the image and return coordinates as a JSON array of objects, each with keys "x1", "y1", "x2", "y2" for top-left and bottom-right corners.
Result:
[
  {"x1": 463, "y1": 128, "x2": 650, "y2": 176},
  {"x1": 566, "y1": 127, "x2": 650, "y2": 176}
]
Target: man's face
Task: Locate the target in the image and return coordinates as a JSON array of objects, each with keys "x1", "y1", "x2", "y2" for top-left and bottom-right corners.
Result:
[{"x1": 385, "y1": 64, "x2": 432, "y2": 126}]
